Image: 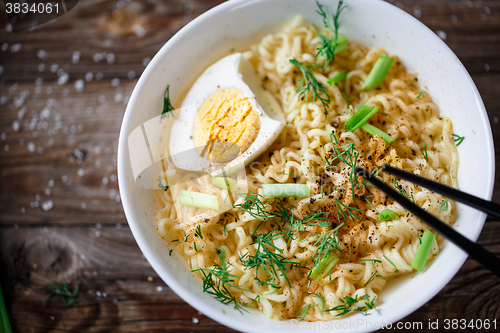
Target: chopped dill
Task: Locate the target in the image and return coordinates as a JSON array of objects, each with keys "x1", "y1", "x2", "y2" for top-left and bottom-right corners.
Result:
[
  {"x1": 452, "y1": 133, "x2": 465, "y2": 146},
  {"x1": 161, "y1": 85, "x2": 176, "y2": 118},
  {"x1": 310, "y1": 223, "x2": 343, "y2": 274},
  {"x1": 314, "y1": 0, "x2": 347, "y2": 71},
  {"x1": 195, "y1": 225, "x2": 203, "y2": 239},
  {"x1": 313, "y1": 294, "x2": 326, "y2": 316},
  {"x1": 327, "y1": 295, "x2": 358, "y2": 316},
  {"x1": 439, "y1": 198, "x2": 449, "y2": 214},
  {"x1": 158, "y1": 178, "x2": 169, "y2": 191},
  {"x1": 360, "y1": 258, "x2": 382, "y2": 263},
  {"x1": 383, "y1": 255, "x2": 399, "y2": 273},
  {"x1": 294, "y1": 304, "x2": 311, "y2": 321},
  {"x1": 290, "y1": 59, "x2": 331, "y2": 114},
  {"x1": 365, "y1": 270, "x2": 379, "y2": 286},
  {"x1": 416, "y1": 92, "x2": 425, "y2": 100},
  {"x1": 422, "y1": 141, "x2": 429, "y2": 162},
  {"x1": 44, "y1": 280, "x2": 80, "y2": 307}
]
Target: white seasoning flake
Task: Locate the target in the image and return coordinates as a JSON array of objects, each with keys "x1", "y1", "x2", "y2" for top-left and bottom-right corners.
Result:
[
  {"x1": 0, "y1": 133, "x2": 5, "y2": 140},
  {"x1": 192, "y1": 318, "x2": 199, "y2": 324},
  {"x1": 74, "y1": 79, "x2": 85, "y2": 92},
  {"x1": 96, "y1": 222, "x2": 102, "y2": 229},
  {"x1": 110, "y1": 174, "x2": 117, "y2": 182},
  {"x1": 11, "y1": 43, "x2": 21, "y2": 53},
  {"x1": 62, "y1": 175, "x2": 68, "y2": 182},
  {"x1": 2, "y1": 43, "x2": 7, "y2": 51},
  {"x1": 451, "y1": 15, "x2": 458, "y2": 23},
  {"x1": 96, "y1": 72, "x2": 104, "y2": 80},
  {"x1": 485, "y1": 63, "x2": 490, "y2": 71},
  {"x1": 77, "y1": 168, "x2": 85, "y2": 177},
  {"x1": 27, "y1": 142, "x2": 36, "y2": 152},
  {"x1": 437, "y1": 30, "x2": 447, "y2": 40},
  {"x1": 58, "y1": 73, "x2": 69, "y2": 85},
  {"x1": 107, "y1": 53, "x2": 115, "y2": 64},
  {"x1": 156, "y1": 286, "x2": 163, "y2": 292},
  {"x1": 98, "y1": 95, "x2": 106, "y2": 103},
  {"x1": 50, "y1": 63, "x2": 58, "y2": 73},
  {"x1": 37, "y1": 49, "x2": 48, "y2": 59},
  {"x1": 4, "y1": 145, "x2": 9, "y2": 152},
  {"x1": 93, "y1": 53, "x2": 103, "y2": 62},
  {"x1": 0, "y1": 65, "x2": 3, "y2": 75},
  {"x1": 96, "y1": 291, "x2": 102, "y2": 297},
  {"x1": 12, "y1": 121, "x2": 20, "y2": 132},
  {"x1": 494, "y1": 116, "x2": 498, "y2": 124},
  {"x1": 116, "y1": 223, "x2": 122, "y2": 229},
  {"x1": 142, "y1": 57, "x2": 151, "y2": 67},
  {"x1": 413, "y1": 6, "x2": 421, "y2": 18},
  {"x1": 95, "y1": 231, "x2": 101, "y2": 237},
  {"x1": 49, "y1": 179, "x2": 55, "y2": 187},
  {"x1": 111, "y1": 78, "x2": 120, "y2": 87},
  {"x1": 72, "y1": 51, "x2": 81, "y2": 64},
  {"x1": 127, "y1": 70, "x2": 136, "y2": 79},
  {"x1": 21, "y1": 207, "x2": 26, "y2": 214},
  {"x1": 45, "y1": 189, "x2": 51, "y2": 196},
  {"x1": 42, "y1": 200, "x2": 54, "y2": 211},
  {"x1": 81, "y1": 202, "x2": 87, "y2": 209}
]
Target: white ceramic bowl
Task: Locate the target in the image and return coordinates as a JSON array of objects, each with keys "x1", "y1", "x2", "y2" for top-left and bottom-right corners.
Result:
[{"x1": 117, "y1": 0, "x2": 495, "y2": 331}]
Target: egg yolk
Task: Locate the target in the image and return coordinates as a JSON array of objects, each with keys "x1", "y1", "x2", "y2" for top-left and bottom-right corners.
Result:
[{"x1": 193, "y1": 87, "x2": 260, "y2": 161}]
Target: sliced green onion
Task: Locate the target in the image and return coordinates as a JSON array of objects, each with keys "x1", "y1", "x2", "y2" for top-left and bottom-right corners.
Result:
[
  {"x1": 212, "y1": 177, "x2": 237, "y2": 189},
  {"x1": 179, "y1": 190, "x2": 219, "y2": 211},
  {"x1": 361, "y1": 54, "x2": 394, "y2": 91},
  {"x1": 361, "y1": 123, "x2": 395, "y2": 145},
  {"x1": 378, "y1": 209, "x2": 398, "y2": 222},
  {"x1": 411, "y1": 230, "x2": 436, "y2": 271},
  {"x1": 327, "y1": 69, "x2": 348, "y2": 86},
  {"x1": 0, "y1": 283, "x2": 12, "y2": 333},
  {"x1": 345, "y1": 105, "x2": 380, "y2": 132},
  {"x1": 308, "y1": 252, "x2": 339, "y2": 282},
  {"x1": 262, "y1": 184, "x2": 309, "y2": 198}
]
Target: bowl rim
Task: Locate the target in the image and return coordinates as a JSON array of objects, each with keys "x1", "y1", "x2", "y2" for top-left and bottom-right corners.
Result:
[{"x1": 117, "y1": 0, "x2": 496, "y2": 331}]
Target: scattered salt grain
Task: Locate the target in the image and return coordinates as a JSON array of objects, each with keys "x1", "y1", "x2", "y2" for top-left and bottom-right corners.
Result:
[
  {"x1": 62, "y1": 175, "x2": 68, "y2": 182},
  {"x1": 33, "y1": 131, "x2": 38, "y2": 138},
  {"x1": 96, "y1": 72, "x2": 104, "y2": 80},
  {"x1": 109, "y1": 189, "x2": 117, "y2": 199},
  {"x1": 21, "y1": 207, "x2": 26, "y2": 214},
  {"x1": 102, "y1": 177, "x2": 109, "y2": 185},
  {"x1": 45, "y1": 189, "x2": 51, "y2": 196},
  {"x1": 20, "y1": 139, "x2": 25, "y2": 145},
  {"x1": 96, "y1": 291, "x2": 102, "y2": 297},
  {"x1": 98, "y1": 95, "x2": 106, "y2": 103},
  {"x1": 127, "y1": 71, "x2": 136, "y2": 79},
  {"x1": 147, "y1": 276, "x2": 153, "y2": 282},
  {"x1": 0, "y1": 66, "x2": 3, "y2": 75},
  {"x1": 110, "y1": 174, "x2": 117, "y2": 182},
  {"x1": 93, "y1": 53, "x2": 103, "y2": 62},
  {"x1": 58, "y1": 73, "x2": 69, "y2": 85},
  {"x1": 95, "y1": 231, "x2": 101, "y2": 237},
  {"x1": 74, "y1": 79, "x2": 85, "y2": 92},
  {"x1": 42, "y1": 200, "x2": 54, "y2": 211},
  {"x1": 494, "y1": 116, "x2": 498, "y2": 124},
  {"x1": 81, "y1": 202, "x2": 87, "y2": 209},
  {"x1": 114, "y1": 93, "x2": 123, "y2": 103},
  {"x1": 466, "y1": 0, "x2": 473, "y2": 7},
  {"x1": 49, "y1": 179, "x2": 55, "y2": 187},
  {"x1": 77, "y1": 168, "x2": 85, "y2": 177},
  {"x1": 81, "y1": 254, "x2": 86, "y2": 260},
  {"x1": 0, "y1": 133, "x2": 5, "y2": 140},
  {"x1": 485, "y1": 6, "x2": 491, "y2": 14},
  {"x1": 93, "y1": 271, "x2": 98, "y2": 276},
  {"x1": 95, "y1": 161, "x2": 102, "y2": 168},
  {"x1": 413, "y1": 6, "x2": 421, "y2": 18},
  {"x1": 27, "y1": 142, "x2": 36, "y2": 152},
  {"x1": 116, "y1": 223, "x2": 122, "y2": 229},
  {"x1": 46, "y1": 86, "x2": 53, "y2": 94},
  {"x1": 111, "y1": 78, "x2": 120, "y2": 87},
  {"x1": 115, "y1": 195, "x2": 120, "y2": 203},
  {"x1": 50, "y1": 63, "x2": 58, "y2": 73},
  {"x1": 156, "y1": 286, "x2": 163, "y2": 292},
  {"x1": 48, "y1": 138, "x2": 54, "y2": 146},
  {"x1": 192, "y1": 318, "x2": 199, "y2": 324},
  {"x1": 2, "y1": 43, "x2": 7, "y2": 51},
  {"x1": 37, "y1": 49, "x2": 48, "y2": 59},
  {"x1": 12, "y1": 121, "x2": 20, "y2": 132},
  {"x1": 50, "y1": 316, "x2": 55, "y2": 321},
  {"x1": 36, "y1": 195, "x2": 41, "y2": 201},
  {"x1": 102, "y1": 292, "x2": 108, "y2": 298},
  {"x1": 451, "y1": 15, "x2": 458, "y2": 23},
  {"x1": 85, "y1": 72, "x2": 94, "y2": 82},
  {"x1": 133, "y1": 24, "x2": 146, "y2": 38},
  {"x1": 103, "y1": 39, "x2": 113, "y2": 47},
  {"x1": 4, "y1": 145, "x2": 9, "y2": 152},
  {"x1": 106, "y1": 53, "x2": 115, "y2": 64},
  {"x1": 142, "y1": 57, "x2": 151, "y2": 67},
  {"x1": 96, "y1": 222, "x2": 102, "y2": 229},
  {"x1": 437, "y1": 30, "x2": 447, "y2": 40},
  {"x1": 72, "y1": 51, "x2": 81, "y2": 64},
  {"x1": 485, "y1": 63, "x2": 490, "y2": 71},
  {"x1": 11, "y1": 43, "x2": 21, "y2": 53}
]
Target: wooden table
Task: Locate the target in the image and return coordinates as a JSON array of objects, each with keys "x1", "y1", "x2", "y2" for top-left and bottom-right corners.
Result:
[{"x1": 0, "y1": 0, "x2": 498, "y2": 332}]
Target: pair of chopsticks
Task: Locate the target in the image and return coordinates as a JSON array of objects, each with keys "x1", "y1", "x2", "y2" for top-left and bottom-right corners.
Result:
[{"x1": 355, "y1": 165, "x2": 500, "y2": 277}]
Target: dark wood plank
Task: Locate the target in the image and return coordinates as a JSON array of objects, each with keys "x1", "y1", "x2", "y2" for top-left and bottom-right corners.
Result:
[{"x1": 0, "y1": 0, "x2": 499, "y2": 332}]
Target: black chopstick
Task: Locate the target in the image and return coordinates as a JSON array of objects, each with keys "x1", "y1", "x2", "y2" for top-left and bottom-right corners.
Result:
[
  {"x1": 382, "y1": 165, "x2": 500, "y2": 220},
  {"x1": 355, "y1": 166, "x2": 500, "y2": 277}
]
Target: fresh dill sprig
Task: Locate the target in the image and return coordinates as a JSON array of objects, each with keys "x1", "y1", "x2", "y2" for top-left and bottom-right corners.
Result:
[
  {"x1": 365, "y1": 270, "x2": 379, "y2": 286},
  {"x1": 195, "y1": 225, "x2": 203, "y2": 239},
  {"x1": 416, "y1": 92, "x2": 425, "y2": 100},
  {"x1": 452, "y1": 133, "x2": 465, "y2": 146},
  {"x1": 192, "y1": 248, "x2": 248, "y2": 313},
  {"x1": 327, "y1": 295, "x2": 358, "y2": 316},
  {"x1": 313, "y1": 294, "x2": 326, "y2": 316},
  {"x1": 392, "y1": 177, "x2": 408, "y2": 198},
  {"x1": 290, "y1": 59, "x2": 331, "y2": 115},
  {"x1": 314, "y1": 0, "x2": 347, "y2": 71},
  {"x1": 422, "y1": 141, "x2": 429, "y2": 162},
  {"x1": 310, "y1": 223, "x2": 344, "y2": 274},
  {"x1": 360, "y1": 258, "x2": 382, "y2": 263},
  {"x1": 233, "y1": 193, "x2": 275, "y2": 221},
  {"x1": 161, "y1": 85, "x2": 177, "y2": 118},
  {"x1": 439, "y1": 198, "x2": 449, "y2": 214},
  {"x1": 335, "y1": 199, "x2": 363, "y2": 222},
  {"x1": 285, "y1": 211, "x2": 330, "y2": 241},
  {"x1": 240, "y1": 229, "x2": 300, "y2": 287},
  {"x1": 294, "y1": 304, "x2": 311, "y2": 321},
  {"x1": 44, "y1": 280, "x2": 80, "y2": 307},
  {"x1": 383, "y1": 255, "x2": 399, "y2": 273}
]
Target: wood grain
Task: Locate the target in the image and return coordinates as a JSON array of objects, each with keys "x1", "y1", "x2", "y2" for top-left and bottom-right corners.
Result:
[{"x1": 0, "y1": 0, "x2": 499, "y2": 332}]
